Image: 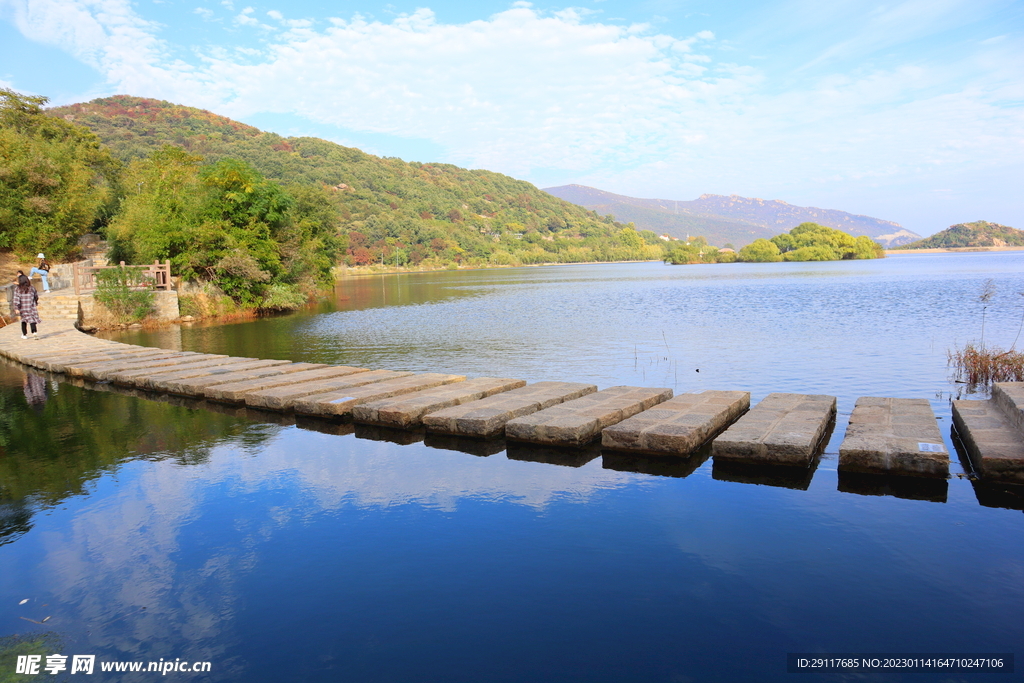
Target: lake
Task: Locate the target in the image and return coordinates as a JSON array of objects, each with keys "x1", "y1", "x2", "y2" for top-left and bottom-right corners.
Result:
[{"x1": 2, "y1": 253, "x2": 1023, "y2": 682}]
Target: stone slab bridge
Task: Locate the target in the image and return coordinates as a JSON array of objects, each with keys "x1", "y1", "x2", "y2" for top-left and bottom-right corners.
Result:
[{"x1": 1, "y1": 320, "x2": 1021, "y2": 487}]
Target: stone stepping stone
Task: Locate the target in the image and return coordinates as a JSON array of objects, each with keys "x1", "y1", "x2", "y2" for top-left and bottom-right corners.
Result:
[
  {"x1": 74, "y1": 352, "x2": 209, "y2": 379},
  {"x1": 140, "y1": 359, "x2": 293, "y2": 390},
  {"x1": 10, "y1": 345, "x2": 134, "y2": 369},
  {"x1": 839, "y1": 397, "x2": 948, "y2": 477},
  {"x1": 353, "y1": 377, "x2": 526, "y2": 428},
  {"x1": 505, "y1": 385, "x2": 673, "y2": 447},
  {"x1": 107, "y1": 356, "x2": 267, "y2": 386},
  {"x1": 712, "y1": 392, "x2": 836, "y2": 466},
  {"x1": 205, "y1": 365, "x2": 371, "y2": 403},
  {"x1": 422, "y1": 381, "x2": 597, "y2": 438},
  {"x1": 38, "y1": 348, "x2": 171, "y2": 373},
  {"x1": 244, "y1": 369, "x2": 415, "y2": 410},
  {"x1": 952, "y1": 382, "x2": 1024, "y2": 484},
  {"x1": 602, "y1": 390, "x2": 750, "y2": 456},
  {"x1": 291, "y1": 373, "x2": 466, "y2": 417},
  {"x1": 161, "y1": 362, "x2": 330, "y2": 397}
]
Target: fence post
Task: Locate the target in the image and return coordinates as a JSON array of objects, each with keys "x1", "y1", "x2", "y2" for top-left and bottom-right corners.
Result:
[{"x1": 73, "y1": 262, "x2": 81, "y2": 295}]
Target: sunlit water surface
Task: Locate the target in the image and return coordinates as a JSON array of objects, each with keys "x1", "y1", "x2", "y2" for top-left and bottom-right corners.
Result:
[{"x1": 2, "y1": 253, "x2": 1023, "y2": 682}]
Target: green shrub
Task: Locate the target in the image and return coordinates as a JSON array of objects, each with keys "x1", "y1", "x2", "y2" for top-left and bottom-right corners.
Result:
[
  {"x1": 94, "y1": 266, "x2": 155, "y2": 323},
  {"x1": 261, "y1": 283, "x2": 307, "y2": 311}
]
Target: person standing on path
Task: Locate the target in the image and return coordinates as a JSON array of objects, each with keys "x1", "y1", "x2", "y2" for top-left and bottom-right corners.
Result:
[
  {"x1": 13, "y1": 274, "x2": 41, "y2": 339},
  {"x1": 30, "y1": 253, "x2": 50, "y2": 292}
]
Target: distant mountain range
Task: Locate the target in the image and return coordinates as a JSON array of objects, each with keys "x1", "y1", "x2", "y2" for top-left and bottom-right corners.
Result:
[
  {"x1": 543, "y1": 184, "x2": 920, "y2": 248},
  {"x1": 897, "y1": 221, "x2": 1023, "y2": 249}
]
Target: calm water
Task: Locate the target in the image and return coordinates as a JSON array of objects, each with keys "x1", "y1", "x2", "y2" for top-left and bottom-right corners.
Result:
[{"x1": 3, "y1": 253, "x2": 1024, "y2": 682}]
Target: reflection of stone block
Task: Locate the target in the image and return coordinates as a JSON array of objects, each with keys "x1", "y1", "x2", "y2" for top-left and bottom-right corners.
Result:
[
  {"x1": 602, "y1": 444, "x2": 711, "y2": 479},
  {"x1": 712, "y1": 459, "x2": 818, "y2": 490},
  {"x1": 837, "y1": 471, "x2": 947, "y2": 503},
  {"x1": 423, "y1": 433, "x2": 507, "y2": 457},
  {"x1": 839, "y1": 397, "x2": 947, "y2": 477},
  {"x1": 713, "y1": 393, "x2": 836, "y2": 466},
  {"x1": 602, "y1": 390, "x2": 749, "y2": 456},
  {"x1": 506, "y1": 386, "x2": 672, "y2": 447}
]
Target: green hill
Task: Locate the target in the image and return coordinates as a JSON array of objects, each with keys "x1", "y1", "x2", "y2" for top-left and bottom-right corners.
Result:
[
  {"x1": 48, "y1": 96, "x2": 662, "y2": 268},
  {"x1": 897, "y1": 221, "x2": 1024, "y2": 249}
]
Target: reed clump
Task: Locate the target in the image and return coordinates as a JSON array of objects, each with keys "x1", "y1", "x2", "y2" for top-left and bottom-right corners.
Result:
[{"x1": 948, "y1": 343, "x2": 1024, "y2": 387}]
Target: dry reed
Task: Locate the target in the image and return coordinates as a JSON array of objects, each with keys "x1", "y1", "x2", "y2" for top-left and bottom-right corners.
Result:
[{"x1": 948, "y1": 343, "x2": 1024, "y2": 388}]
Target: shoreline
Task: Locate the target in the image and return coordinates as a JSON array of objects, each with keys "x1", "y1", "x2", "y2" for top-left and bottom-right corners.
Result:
[
  {"x1": 887, "y1": 245, "x2": 1024, "y2": 255},
  {"x1": 334, "y1": 259, "x2": 663, "y2": 278}
]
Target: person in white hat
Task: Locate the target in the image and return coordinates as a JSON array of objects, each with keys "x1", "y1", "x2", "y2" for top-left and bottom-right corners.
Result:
[{"x1": 30, "y1": 253, "x2": 50, "y2": 292}]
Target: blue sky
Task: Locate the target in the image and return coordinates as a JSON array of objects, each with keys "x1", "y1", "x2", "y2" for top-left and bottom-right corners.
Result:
[{"x1": 1, "y1": 0, "x2": 1021, "y2": 235}]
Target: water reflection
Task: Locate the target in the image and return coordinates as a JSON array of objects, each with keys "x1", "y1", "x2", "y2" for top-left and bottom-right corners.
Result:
[
  {"x1": 21, "y1": 372, "x2": 47, "y2": 411},
  {"x1": 837, "y1": 471, "x2": 949, "y2": 503},
  {"x1": 6, "y1": 256, "x2": 1024, "y2": 681},
  {"x1": 422, "y1": 433, "x2": 507, "y2": 457},
  {"x1": 602, "y1": 446, "x2": 711, "y2": 478},
  {"x1": 712, "y1": 458, "x2": 820, "y2": 490},
  {"x1": 505, "y1": 442, "x2": 602, "y2": 468}
]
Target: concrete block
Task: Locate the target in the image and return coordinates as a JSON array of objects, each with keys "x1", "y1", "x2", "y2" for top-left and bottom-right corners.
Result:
[
  {"x1": 839, "y1": 397, "x2": 948, "y2": 477},
  {"x1": 602, "y1": 390, "x2": 749, "y2": 456}
]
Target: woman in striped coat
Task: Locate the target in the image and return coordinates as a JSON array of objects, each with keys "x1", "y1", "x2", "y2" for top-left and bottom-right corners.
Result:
[{"x1": 12, "y1": 275, "x2": 40, "y2": 339}]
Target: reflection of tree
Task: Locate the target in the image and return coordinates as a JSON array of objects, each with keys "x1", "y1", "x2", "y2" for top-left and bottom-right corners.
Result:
[
  {"x1": 0, "y1": 362, "x2": 282, "y2": 519},
  {"x1": 0, "y1": 496, "x2": 32, "y2": 547}
]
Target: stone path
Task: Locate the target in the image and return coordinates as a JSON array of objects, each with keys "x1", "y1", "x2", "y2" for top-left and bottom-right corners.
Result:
[{"x1": 2, "y1": 319, "x2": 1023, "y2": 482}]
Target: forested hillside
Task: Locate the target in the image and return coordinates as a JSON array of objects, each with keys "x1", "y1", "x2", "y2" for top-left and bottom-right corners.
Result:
[
  {"x1": 48, "y1": 96, "x2": 664, "y2": 269},
  {"x1": 897, "y1": 221, "x2": 1023, "y2": 249}
]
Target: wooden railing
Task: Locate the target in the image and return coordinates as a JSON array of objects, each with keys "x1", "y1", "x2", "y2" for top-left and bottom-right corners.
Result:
[{"x1": 73, "y1": 260, "x2": 172, "y2": 295}]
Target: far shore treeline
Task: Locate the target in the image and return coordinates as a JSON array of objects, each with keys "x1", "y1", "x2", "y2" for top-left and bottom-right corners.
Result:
[{"x1": 2, "y1": 89, "x2": 888, "y2": 313}]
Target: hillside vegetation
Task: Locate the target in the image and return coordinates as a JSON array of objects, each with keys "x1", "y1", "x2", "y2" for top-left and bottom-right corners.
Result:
[
  {"x1": 897, "y1": 221, "x2": 1023, "y2": 249},
  {"x1": 48, "y1": 96, "x2": 665, "y2": 272}
]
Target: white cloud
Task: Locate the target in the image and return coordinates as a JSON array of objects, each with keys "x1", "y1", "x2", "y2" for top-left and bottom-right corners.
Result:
[
  {"x1": 2, "y1": 0, "x2": 1021, "y2": 228},
  {"x1": 193, "y1": 6, "x2": 212, "y2": 19}
]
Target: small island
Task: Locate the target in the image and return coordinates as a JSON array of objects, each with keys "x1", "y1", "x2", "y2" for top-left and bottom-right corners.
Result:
[{"x1": 664, "y1": 222, "x2": 884, "y2": 265}]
